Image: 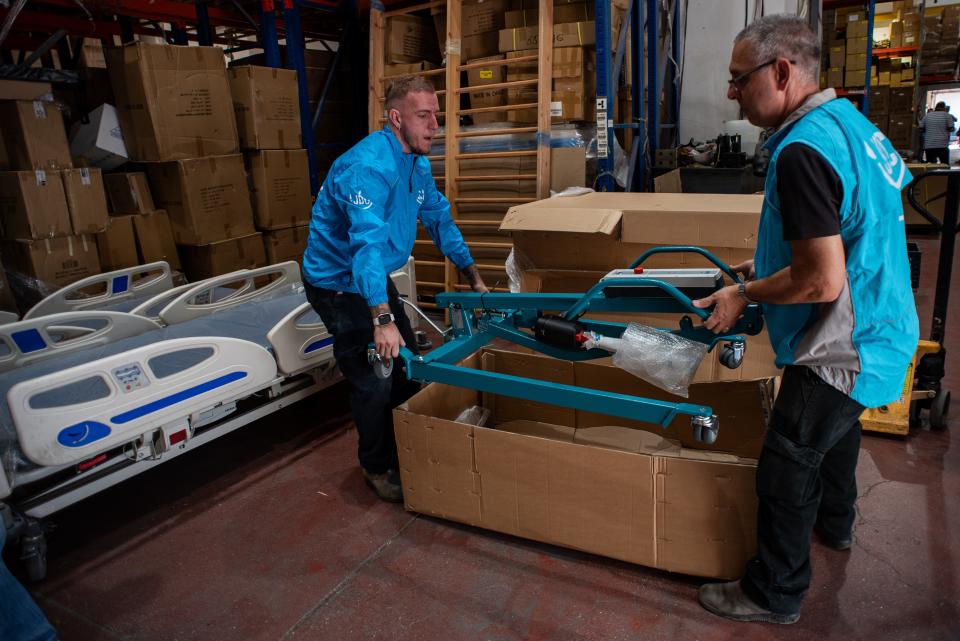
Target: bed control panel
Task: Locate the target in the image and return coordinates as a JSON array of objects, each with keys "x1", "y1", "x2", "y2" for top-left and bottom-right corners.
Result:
[{"x1": 113, "y1": 363, "x2": 150, "y2": 393}]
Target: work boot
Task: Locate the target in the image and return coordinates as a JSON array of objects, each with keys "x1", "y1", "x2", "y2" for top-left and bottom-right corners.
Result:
[
  {"x1": 698, "y1": 580, "x2": 800, "y2": 624},
  {"x1": 814, "y1": 524, "x2": 853, "y2": 551},
  {"x1": 362, "y1": 468, "x2": 403, "y2": 503}
]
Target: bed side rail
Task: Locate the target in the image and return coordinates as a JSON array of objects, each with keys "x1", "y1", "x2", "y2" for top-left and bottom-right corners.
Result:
[{"x1": 266, "y1": 302, "x2": 334, "y2": 375}]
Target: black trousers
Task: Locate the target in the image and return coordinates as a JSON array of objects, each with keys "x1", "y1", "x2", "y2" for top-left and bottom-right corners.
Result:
[
  {"x1": 304, "y1": 278, "x2": 421, "y2": 474},
  {"x1": 925, "y1": 147, "x2": 950, "y2": 164},
  {"x1": 740, "y1": 365, "x2": 865, "y2": 615}
]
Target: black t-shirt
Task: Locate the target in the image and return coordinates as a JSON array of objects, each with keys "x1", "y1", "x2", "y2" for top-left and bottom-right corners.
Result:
[{"x1": 776, "y1": 143, "x2": 843, "y2": 241}]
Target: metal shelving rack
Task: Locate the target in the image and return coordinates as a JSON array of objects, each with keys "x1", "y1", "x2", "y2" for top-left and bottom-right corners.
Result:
[{"x1": 0, "y1": 0, "x2": 351, "y2": 194}]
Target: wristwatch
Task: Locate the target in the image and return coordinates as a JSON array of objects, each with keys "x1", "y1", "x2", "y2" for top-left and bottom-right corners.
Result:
[
  {"x1": 374, "y1": 312, "x2": 396, "y2": 326},
  {"x1": 737, "y1": 282, "x2": 754, "y2": 304}
]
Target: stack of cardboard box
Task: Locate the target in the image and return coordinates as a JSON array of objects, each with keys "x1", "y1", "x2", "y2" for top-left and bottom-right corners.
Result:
[
  {"x1": 229, "y1": 65, "x2": 313, "y2": 268},
  {"x1": 107, "y1": 42, "x2": 263, "y2": 282},
  {"x1": 921, "y1": 7, "x2": 960, "y2": 78},
  {"x1": 0, "y1": 99, "x2": 106, "y2": 310},
  {"x1": 100, "y1": 172, "x2": 180, "y2": 272}
]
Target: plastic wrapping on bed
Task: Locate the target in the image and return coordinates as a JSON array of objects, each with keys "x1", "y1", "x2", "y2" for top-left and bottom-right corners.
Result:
[{"x1": 0, "y1": 287, "x2": 307, "y2": 489}]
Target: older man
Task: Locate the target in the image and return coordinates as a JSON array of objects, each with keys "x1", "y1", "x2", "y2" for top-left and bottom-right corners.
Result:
[
  {"x1": 302, "y1": 75, "x2": 487, "y2": 502},
  {"x1": 693, "y1": 15, "x2": 918, "y2": 624}
]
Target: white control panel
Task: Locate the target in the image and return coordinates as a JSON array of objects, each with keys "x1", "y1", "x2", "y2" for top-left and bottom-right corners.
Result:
[{"x1": 113, "y1": 363, "x2": 150, "y2": 393}]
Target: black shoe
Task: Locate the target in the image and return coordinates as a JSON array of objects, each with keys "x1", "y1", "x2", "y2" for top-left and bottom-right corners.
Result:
[
  {"x1": 698, "y1": 580, "x2": 800, "y2": 625},
  {"x1": 362, "y1": 468, "x2": 403, "y2": 503},
  {"x1": 815, "y1": 524, "x2": 853, "y2": 551}
]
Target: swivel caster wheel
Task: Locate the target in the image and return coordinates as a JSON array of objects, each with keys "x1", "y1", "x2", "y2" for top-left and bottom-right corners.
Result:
[
  {"x1": 719, "y1": 341, "x2": 745, "y2": 370},
  {"x1": 692, "y1": 415, "x2": 719, "y2": 444}
]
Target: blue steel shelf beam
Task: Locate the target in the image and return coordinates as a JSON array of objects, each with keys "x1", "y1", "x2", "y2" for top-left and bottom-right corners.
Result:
[
  {"x1": 594, "y1": 0, "x2": 616, "y2": 191},
  {"x1": 862, "y1": 0, "x2": 875, "y2": 115},
  {"x1": 280, "y1": 0, "x2": 320, "y2": 195}
]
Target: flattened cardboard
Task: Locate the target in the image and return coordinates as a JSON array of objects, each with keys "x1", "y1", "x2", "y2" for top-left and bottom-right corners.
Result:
[
  {"x1": 60, "y1": 168, "x2": 110, "y2": 234},
  {"x1": 0, "y1": 101, "x2": 73, "y2": 171},
  {"x1": 228, "y1": 66, "x2": 301, "y2": 150},
  {"x1": 106, "y1": 43, "x2": 239, "y2": 161},
  {"x1": 0, "y1": 170, "x2": 72, "y2": 240},
  {"x1": 96, "y1": 215, "x2": 139, "y2": 270},
  {"x1": 178, "y1": 232, "x2": 267, "y2": 280},
  {"x1": 244, "y1": 150, "x2": 312, "y2": 230},
  {"x1": 263, "y1": 225, "x2": 309, "y2": 264},
  {"x1": 395, "y1": 349, "x2": 768, "y2": 579},
  {"x1": 145, "y1": 154, "x2": 255, "y2": 245},
  {"x1": 133, "y1": 210, "x2": 180, "y2": 269}
]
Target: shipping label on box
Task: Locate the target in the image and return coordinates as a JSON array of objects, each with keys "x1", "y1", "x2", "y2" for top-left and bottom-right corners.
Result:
[
  {"x1": 104, "y1": 172, "x2": 156, "y2": 214},
  {"x1": 178, "y1": 232, "x2": 267, "y2": 280},
  {"x1": 263, "y1": 225, "x2": 309, "y2": 264},
  {"x1": 466, "y1": 54, "x2": 508, "y2": 117},
  {"x1": 145, "y1": 154, "x2": 256, "y2": 245},
  {"x1": 60, "y1": 168, "x2": 110, "y2": 235},
  {"x1": 245, "y1": 150, "x2": 313, "y2": 230},
  {"x1": 96, "y1": 215, "x2": 139, "y2": 271},
  {"x1": 106, "y1": 42, "x2": 240, "y2": 161},
  {"x1": 0, "y1": 101, "x2": 73, "y2": 172},
  {"x1": 228, "y1": 66, "x2": 302, "y2": 150},
  {"x1": 0, "y1": 170, "x2": 72, "y2": 240}
]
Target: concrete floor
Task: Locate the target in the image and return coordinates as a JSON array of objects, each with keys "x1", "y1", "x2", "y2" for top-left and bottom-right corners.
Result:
[{"x1": 8, "y1": 233, "x2": 960, "y2": 641}]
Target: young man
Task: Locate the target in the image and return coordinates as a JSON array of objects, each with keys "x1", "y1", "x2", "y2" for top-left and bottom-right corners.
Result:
[
  {"x1": 302, "y1": 76, "x2": 487, "y2": 502},
  {"x1": 694, "y1": 15, "x2": 919, "y2": 624}
]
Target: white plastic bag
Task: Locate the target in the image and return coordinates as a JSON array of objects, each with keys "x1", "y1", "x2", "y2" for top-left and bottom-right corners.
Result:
[{"x1": 612, "y1": 323, "x2": 709, "y2": 398}]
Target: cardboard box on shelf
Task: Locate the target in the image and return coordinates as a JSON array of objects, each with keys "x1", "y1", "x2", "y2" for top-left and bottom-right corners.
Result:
[
  {"x1": 106, "y1": 42, "x2": 239, "y2": 161},
  {"x1": 244, "y1": 149, "x2": 313, "y2": 230},
  {"x1": 886, "y1": 113, "x2": 913, "y2": 146},
  {"x1": 870, "y1": 86, "x2": 891, "y2": 113},
  {"x1": 846, "y1": 36, "x2": 869, "y2": 54},
  {"x1": 96, "y1": 215, "x2": 139, "y2": 270},
  {"x1": 870, "y1": 114, "x2": 890, "y2": 132},
  {"x1": 178, "y1": 232, "x2": 267, "y2": 280},
  {"x1": 461, "y1": 31, "x2": 502, "y2": 60},
  {"x1": 0, "y1": 170, "x2": 72, "y2": 240},
  {"x1": 395, "y1": 348, "x2": 772, "y2": 580},
  {"x1": 846, "y1": 19, "x2": 870, "y2": 39},
  {"x1": 844, "y1": 70, "x2": 866, "y2": 87},
  {"x1": 461, "y1": 0, "x2": 509, "y2": 36},
  {"x1": 901, "y1": 67, "x2": 914, "y2": 81},
  {"x1": 845, "y1": 53, "x2": 867, "y2": 71},
  {"x1": 228, "y1": 66, "x2": 301, "y2": 150},
  {"x1": 104, "y1": 172, "x2": 156, "y2": 214},
  {"x1": 132, "y1": 210, "x2": 180, "y2": 269},
  {"x1": 498, "y1": 21, "x2": 595, "y2": 53},
  {"x1": 828, "y1": 44, "x2": 846, "y2": 67},
  {"x1": 145, "y1": 155, "x2": 255, "y2": 245},
  {"x1": 68, "y1": 104, "x2": 129, "y2": 171},
  {"x1": 827, "y1": 67, "x2": 844, "y2": 88},
  {"x1": 387, "y1": 14, "x2": 440, "y2": 63},
  {"x1": 505, "y1": 2, "x2": 594, "y2": 28},
  {"x1": 889, "y1": 87, "x2": 913, "y2": 112},
  {"x1": 384, "y1": 61, "x2": 446, "y2": 91},
  {"x1": 878, "y1": 71, "x2": 892, "y2": 85},
  {"x1": 0, "y1": 80, "x2": 52, "y2": 101},
  {"x1": 60, "y1": 168, "x2": 109, "y2": 235},
  {"x1": 1, "y1": 234, "x2": 99, "y2": 290},
  {"x1": 0, "y1": 101, "x2": 72, "y2": 171},
  {"x1": 263, "y1": 225, "x2": 309, "y2": 264},
  {"x1": 500, "y1": 192, "x2": 777, "y2": 382},
  {"x1": 466, "y1": 54, "x2": 507, "y2": 123}
]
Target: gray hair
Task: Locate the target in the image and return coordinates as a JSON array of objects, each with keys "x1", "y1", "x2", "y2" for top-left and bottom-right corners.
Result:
[{"x1": 734, "y1": 14, "x2": 820, "y2": 84}]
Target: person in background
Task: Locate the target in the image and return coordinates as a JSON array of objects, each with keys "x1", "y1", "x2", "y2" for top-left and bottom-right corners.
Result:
[
  {"x1": 694, "y1": 15, "x2": 918, "y2": 624},
  {"x1": 919, "y1": 102, "x2": 955, "y2": 164},
  {"x1": 301, "y1": 75, "x2": 488, "y2": 502}
]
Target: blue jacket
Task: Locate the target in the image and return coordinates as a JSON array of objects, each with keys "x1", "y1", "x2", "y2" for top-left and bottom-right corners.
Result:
[
  {"x1": 303, "y1": 126, "x2": 474, "y2": 306},
  {"x1": 756, "y1": 90, "x2": 919, "y2": 408}
]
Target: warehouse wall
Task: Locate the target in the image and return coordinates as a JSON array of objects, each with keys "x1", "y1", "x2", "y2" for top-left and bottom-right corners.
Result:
[{"x1": 677, "y1": 0, "x2": 803, "y2": 143}]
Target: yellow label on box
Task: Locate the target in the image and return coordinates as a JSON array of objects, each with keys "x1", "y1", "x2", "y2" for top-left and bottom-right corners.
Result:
[{"x1": 480, "y1": 69, "x2": 494, "y2": 79}]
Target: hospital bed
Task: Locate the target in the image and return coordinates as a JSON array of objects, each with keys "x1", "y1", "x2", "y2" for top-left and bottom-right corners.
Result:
[{"x1": 0, "y1": 257, "x2": 418, "y2": 581}]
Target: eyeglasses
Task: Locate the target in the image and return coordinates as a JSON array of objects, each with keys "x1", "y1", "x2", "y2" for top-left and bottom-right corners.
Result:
[{"x1": 728, "y1": 58, "x2": 794, "y2": 92}]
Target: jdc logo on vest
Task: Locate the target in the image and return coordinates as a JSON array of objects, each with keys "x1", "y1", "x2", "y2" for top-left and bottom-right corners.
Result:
[
  {"x1": 863, "y1": 132, "x2": 906, "y2": 190},
  {"x1": 349, "y1": 190, "x2": 373, "y2": 209},
  {"x1": 416, "y1": 189, "x2": 425, "y2": 205}
]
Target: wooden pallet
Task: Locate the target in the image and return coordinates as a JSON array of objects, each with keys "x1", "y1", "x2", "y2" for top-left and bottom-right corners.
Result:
[{"x1": 368, "y1": 1, "x2": 554, "y2": 302}]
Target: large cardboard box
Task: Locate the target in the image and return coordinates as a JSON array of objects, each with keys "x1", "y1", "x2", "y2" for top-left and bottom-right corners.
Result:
[
  {"x1": 145, "y1": 154, "x2": 256, "y2": 245},
  {"x1": 104, "y1": 172, "x2": 156, "y2": 214},
  {"x1": 828, "y1": 44, "x2": 846, "y2": 68},
  {"x1": 387, "y1": 15, "x2": 440, "y2": 64},
  {"x1": 228, "y1": 66, "x2": 301, "y2": 150},
  {"x1": 395, "y1": 348, "x2": 770, "y2": 580},
  {"x1": 132, "y1": 210, "x2": 180, "y2": 269},
  {"x1": 869, "y1": 86, "x2": 891, "y2": 113},
  {"x1": 384, "y1": 61, "x2": 446, "y2": 92},
  {"x1": 68, "y1": 104, "x2": 129, "y2": 170},
  {"x1": 466, "y1": 55, "x2": 507, "y2": 123},
  {"x1": 845, "y1": 53, "x2": 867, "y2": 71},
  {"x1": 244, "y1": 150, "x2": 313, "y2": 230},
  {"x1": 2, "y1": 234, "x2": 100, "y2": 289},
  {"x1": 263, "y1": 225, "x2": 309, "y2": 264},
  {"x1": 499, "y1": 21, "x2": 595, "y2": 53},
  {"x1": 60, "y1": 168, "x2": 110, "y2": 235},
  {"x1": 462, "y1": 31, "x2": 502, "y2": 60},
  {"x1": 106, "y1": 42, "x2": 239, "y2": 161},
  {"x1": 499, "y1": 192, "x2": 779, "y2": 382},
  {"x1": 0, "y1": 170, "x2": 72, "y2": 240},
  {"x1": 178, "y1": 233, "x2": 267, "y2": 280},
  {"x1": 889, "y1": 87, "x2": 913, "y2": 112},
  {"x1": 461, "y1": 0, "x2": 509, "y2": 36},
  {"x1": 826, "y1": 67, "x2": 844, "y2": 88},
  {"x1": 96, "y1": 215, "x2": 139, "y2": 270},
  {"x1": 0, "y1": 101, "x2": 72, "y2": 171},
  {"x1": 0, "y1": 80, "x2": 52, "y2": 101}
]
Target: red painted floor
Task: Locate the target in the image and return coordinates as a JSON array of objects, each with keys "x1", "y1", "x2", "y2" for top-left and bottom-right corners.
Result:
[{"x1": 8, "y1": 232, "x2": 960, "y2": 641}]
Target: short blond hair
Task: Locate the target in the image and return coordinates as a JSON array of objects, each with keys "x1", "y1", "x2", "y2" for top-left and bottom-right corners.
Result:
[{"x1": 385, "y1": 75, "x2": 436, "y2": 111}]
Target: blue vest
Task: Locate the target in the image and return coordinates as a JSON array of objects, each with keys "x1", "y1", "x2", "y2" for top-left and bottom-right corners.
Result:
[{"x1": 756, "y1": 96, "x2": 919, "y2": 408}]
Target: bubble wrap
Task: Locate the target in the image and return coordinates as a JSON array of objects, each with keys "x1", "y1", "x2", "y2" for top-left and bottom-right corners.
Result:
[{"x1": 612, "y1": 323, "x2": 709, "y2": 398}]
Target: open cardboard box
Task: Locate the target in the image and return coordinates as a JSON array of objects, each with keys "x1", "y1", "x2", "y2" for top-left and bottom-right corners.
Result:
[
  {"x1": 500, "y1": 192, "x2": 780, "y2": 382},
  {"x1": 395, "y1": 348, "x2": 772, "y2": 580}
]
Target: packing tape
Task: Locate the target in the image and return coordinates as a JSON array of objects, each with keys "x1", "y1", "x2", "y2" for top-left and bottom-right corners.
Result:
[
  {"x1": 34, "y1": 170, "x2": 46, "y2": 186},
  {"x1": 536, "y1": 131, "x2": 551, "y2": 147},
  {"x1": 577, "y1": 22, "x2": 583, "y2": 46},
  {"x1": 446, "y1": 39, "x2": 461, "y2": 56},
  {"x1": 278, "y1": 129, "x2": 285, "y2": 149},
  {"x1": 67, "y1": 235, "x2": 75, "y2": 257},
  {"x1": 81, "y1": 235, "x2": 89, "y2": 252},
  {"x1": 44, "y1": 238, "x2": 52, "y2": 256}
]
